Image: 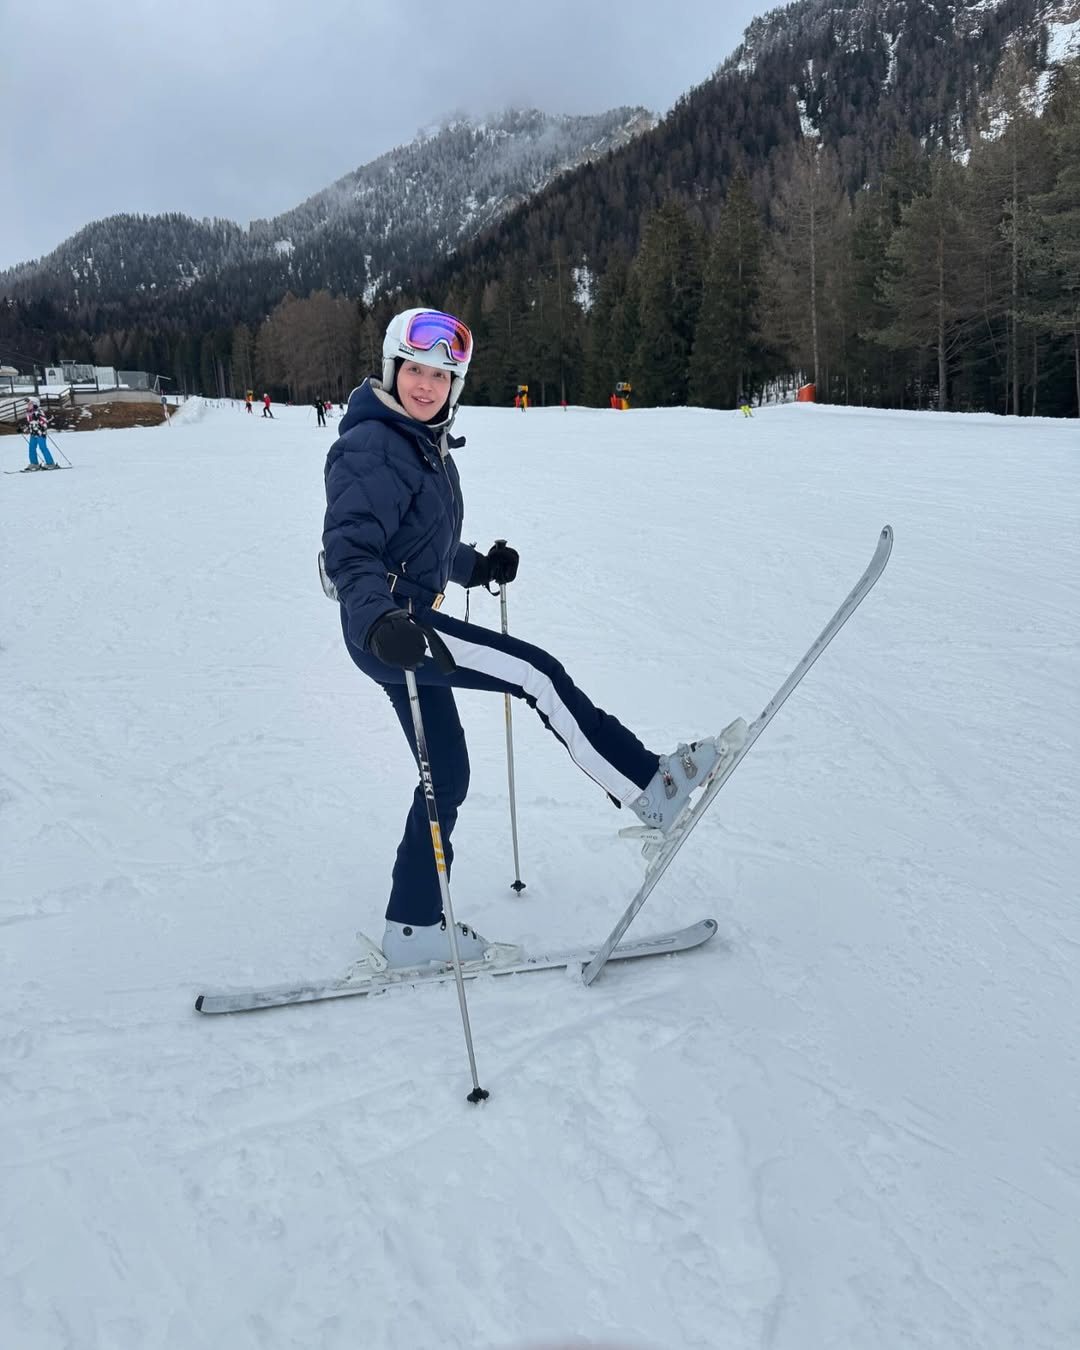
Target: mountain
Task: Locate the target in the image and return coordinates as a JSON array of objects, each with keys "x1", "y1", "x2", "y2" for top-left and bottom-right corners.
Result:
[
  {"x1": 426, "y1": 0, "x2": 1069, "y2": 291},
  {"x1": 0, "y1": 108, "x2": 654, "y2": 315},
  {"x1": 3, "y1": 0, "x2": 1078, "y2": 415},
  {"x1": 254, "y1": 108, "x2": 656, "y2": 301}
]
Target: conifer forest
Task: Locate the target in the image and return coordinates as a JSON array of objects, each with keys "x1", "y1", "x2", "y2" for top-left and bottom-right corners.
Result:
[{"x1": 2, "y1": 0, "x2": 1078, "y2": 417}]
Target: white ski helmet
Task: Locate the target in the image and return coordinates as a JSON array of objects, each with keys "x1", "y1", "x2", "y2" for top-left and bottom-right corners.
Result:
[{"x1": 382, "y1": 306, "x2": 473, "y2": 410}]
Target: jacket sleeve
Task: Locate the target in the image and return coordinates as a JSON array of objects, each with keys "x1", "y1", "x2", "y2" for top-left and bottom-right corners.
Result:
[
  {"x1": 323, "y1": 433, "x2": 412, "y2": 651},
  {"x1": 450, "y1": 541, "x2": 483, "y2": 588}
]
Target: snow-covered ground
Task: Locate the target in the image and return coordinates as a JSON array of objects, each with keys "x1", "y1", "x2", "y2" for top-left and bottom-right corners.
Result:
[{"x1": 2, "y1": 397, "x2": 1078, "y2": 1350}]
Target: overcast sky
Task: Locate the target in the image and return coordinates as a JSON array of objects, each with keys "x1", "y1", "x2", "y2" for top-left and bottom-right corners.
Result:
[{"x1": 2, "y1": 0, "x2": 769, "y2": 271}]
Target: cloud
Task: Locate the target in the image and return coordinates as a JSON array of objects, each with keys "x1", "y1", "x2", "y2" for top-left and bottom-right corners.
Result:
[{"x1": 1, "y1": 0, "x2": 763, "y2": 269}]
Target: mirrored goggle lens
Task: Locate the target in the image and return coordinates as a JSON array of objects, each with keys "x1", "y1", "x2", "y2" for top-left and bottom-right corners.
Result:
[{"x1": 404, "y1": 311, "x2": 473, "y2": 363}]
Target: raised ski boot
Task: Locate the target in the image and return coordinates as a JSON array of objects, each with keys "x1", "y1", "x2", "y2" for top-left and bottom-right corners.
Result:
[
  {"x1": 626, "y1": 718, "x2": 749, "y2": 856},
  {"x1": 380, "y1": 917, "x2": 523, "y2": 970}
]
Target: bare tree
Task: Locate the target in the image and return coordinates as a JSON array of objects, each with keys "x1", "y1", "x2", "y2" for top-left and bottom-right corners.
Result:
[
  {"x1": 968, "y1": 46, "x2": 1052, "y2": 413},
  {"x1": 255, "y1": 293, "x2": 361, "y2": 400},
  {"x1": 760, "y1": 140, "x2": 849, "y2": 393}
]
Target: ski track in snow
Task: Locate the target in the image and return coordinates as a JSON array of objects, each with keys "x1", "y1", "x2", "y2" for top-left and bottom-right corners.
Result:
[{"x1": 1, "y1": 399, "x2": 1078, "y2": 1350}]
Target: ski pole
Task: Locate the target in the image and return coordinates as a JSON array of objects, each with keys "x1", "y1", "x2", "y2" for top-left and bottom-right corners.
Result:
[
  {"x1": 495, "y1": 547, "x2": 526, "y2": 893},
  {"x1": 40, "y1": 416, "x2": 72, "y2": 464},
  {"x1": 46, "y1": 434, "x2": 72, "y2": 467},
  {"x1": 403, "y1": 617, "x2": 489, "y2": 1103}
]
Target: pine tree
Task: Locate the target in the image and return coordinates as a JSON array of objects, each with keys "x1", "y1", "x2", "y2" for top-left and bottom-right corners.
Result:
[
  {"x1": 523, "y1": 262, "x2": 573, "y2": 406},
  {"x1": 583, "y1": 252, "x2": 633, "y2": 406},
  {"x1": 875, "y1": 156, "x2": 979, "y2": 411},
  {"x1": 631, "y1": 201, "x2": 704, "y2": 406},
  {"x1": 689, "y1": 173, "x2": 765, "y2": 408},
  {"x1": 839, "y1": 139, "x2": 934, "y2": 407},
  {"x1": 1022, "y1": 62, "x2": 1080, "y2": 416},
  {"x1": 845, "y1": 191, "x2": 901, "y2": 406},
  {"x1": 228, "y1": 323, "x2": 254, "y2": 397}
]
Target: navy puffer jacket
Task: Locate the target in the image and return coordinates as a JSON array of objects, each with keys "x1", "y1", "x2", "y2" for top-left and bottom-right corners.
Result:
[{"x1": 322, "y1": 379, "x2": 480, "y2": 651}]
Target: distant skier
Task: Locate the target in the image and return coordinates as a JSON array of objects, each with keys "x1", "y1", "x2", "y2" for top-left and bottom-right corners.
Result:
[
  {"x1": 262, "y1": 393, "x2": 274, "y2": 419},
  {"x1": 245, "y1": 391, "x2": 254, "y2": 414},
  {"x1": 322, "y1": 306, "x2": 741, "y2": 970},
  {"x1": 24, "y1": 401, "x2": 56, "y2": 469},
  {"x1": 314, "y1": 398, "x2": 326, "y2": 427}
]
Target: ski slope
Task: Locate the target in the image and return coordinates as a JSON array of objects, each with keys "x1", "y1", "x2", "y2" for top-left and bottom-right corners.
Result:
[{"x1": 2, "y1": 397, "x2": 1077, "y2": 1350}]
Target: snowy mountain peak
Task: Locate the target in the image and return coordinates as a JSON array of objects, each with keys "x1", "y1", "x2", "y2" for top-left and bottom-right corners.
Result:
[{"x1": 0, "y1": 106, "x2": 654, "y2": 308}]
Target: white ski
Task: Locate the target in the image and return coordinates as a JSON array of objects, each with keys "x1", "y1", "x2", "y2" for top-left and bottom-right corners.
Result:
[
  {"x1": 194, "y1": 919, "x2": 717, "y2": 1014},
  {"x1": 582, "y1": 524, "x2": 894, "y2": 985}
]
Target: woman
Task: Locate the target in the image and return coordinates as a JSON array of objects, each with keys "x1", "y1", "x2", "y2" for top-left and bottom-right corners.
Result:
[{"x1": 322, "y1": 307, "x2": 733, "y2": 968}]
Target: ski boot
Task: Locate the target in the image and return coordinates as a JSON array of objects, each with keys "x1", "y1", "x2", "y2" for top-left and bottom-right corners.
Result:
[
  {"x1": 624, "y1": 718, "x2": 749, "y2": 860},
  {"x1": 380, "y1": 917, "x2": 523, "y2": 971}
]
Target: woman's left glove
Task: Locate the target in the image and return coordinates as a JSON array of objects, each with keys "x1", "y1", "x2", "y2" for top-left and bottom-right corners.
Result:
[{"x1": 485, "y1": 540, "x2": 519, "y2": 584}]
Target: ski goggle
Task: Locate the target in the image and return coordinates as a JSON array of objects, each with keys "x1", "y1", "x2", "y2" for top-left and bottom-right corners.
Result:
[{"x1": 403, "y1": 310, "x2": 473, "y2": 364}]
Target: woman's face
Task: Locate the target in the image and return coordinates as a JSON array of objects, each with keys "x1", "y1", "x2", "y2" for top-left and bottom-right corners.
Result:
[{"x1": 395, "y1": 360, "x2": 451, "y2": 422}]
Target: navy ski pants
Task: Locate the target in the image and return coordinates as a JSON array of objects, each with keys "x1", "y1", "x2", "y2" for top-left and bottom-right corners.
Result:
[{"x1": 343, "y1": 605, "x2": 659, "y2": 926}]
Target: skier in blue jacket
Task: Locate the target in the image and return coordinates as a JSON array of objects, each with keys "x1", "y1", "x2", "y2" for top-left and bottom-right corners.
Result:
[{"x1": 322, "y1": 307, "x2": 734, "y2": 969}]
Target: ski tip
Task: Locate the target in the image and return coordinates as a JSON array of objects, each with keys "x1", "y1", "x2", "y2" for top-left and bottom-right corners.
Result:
[{"x1": 194, "y1": 994, "x2": 205, "y2": 1012}]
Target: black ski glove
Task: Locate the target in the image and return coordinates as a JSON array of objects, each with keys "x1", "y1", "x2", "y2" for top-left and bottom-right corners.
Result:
[
  {"x1": 368, "y1": 609, "x2": 427, "y2": 669},
  {"x1": 485, "y1": 540, "x2": 519, "y2": 585}
]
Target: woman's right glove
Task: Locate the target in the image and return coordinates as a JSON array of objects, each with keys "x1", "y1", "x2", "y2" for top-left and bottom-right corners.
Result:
[
  {"x1": 368, "y1": 609, "x2": 427, "y2": 669},
  {"x1": 486, "y1": 540, "x2": 519, "y2": 584},
  {"x1": 467, "y1": 540, "x2": 520, "y2": 588}
]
